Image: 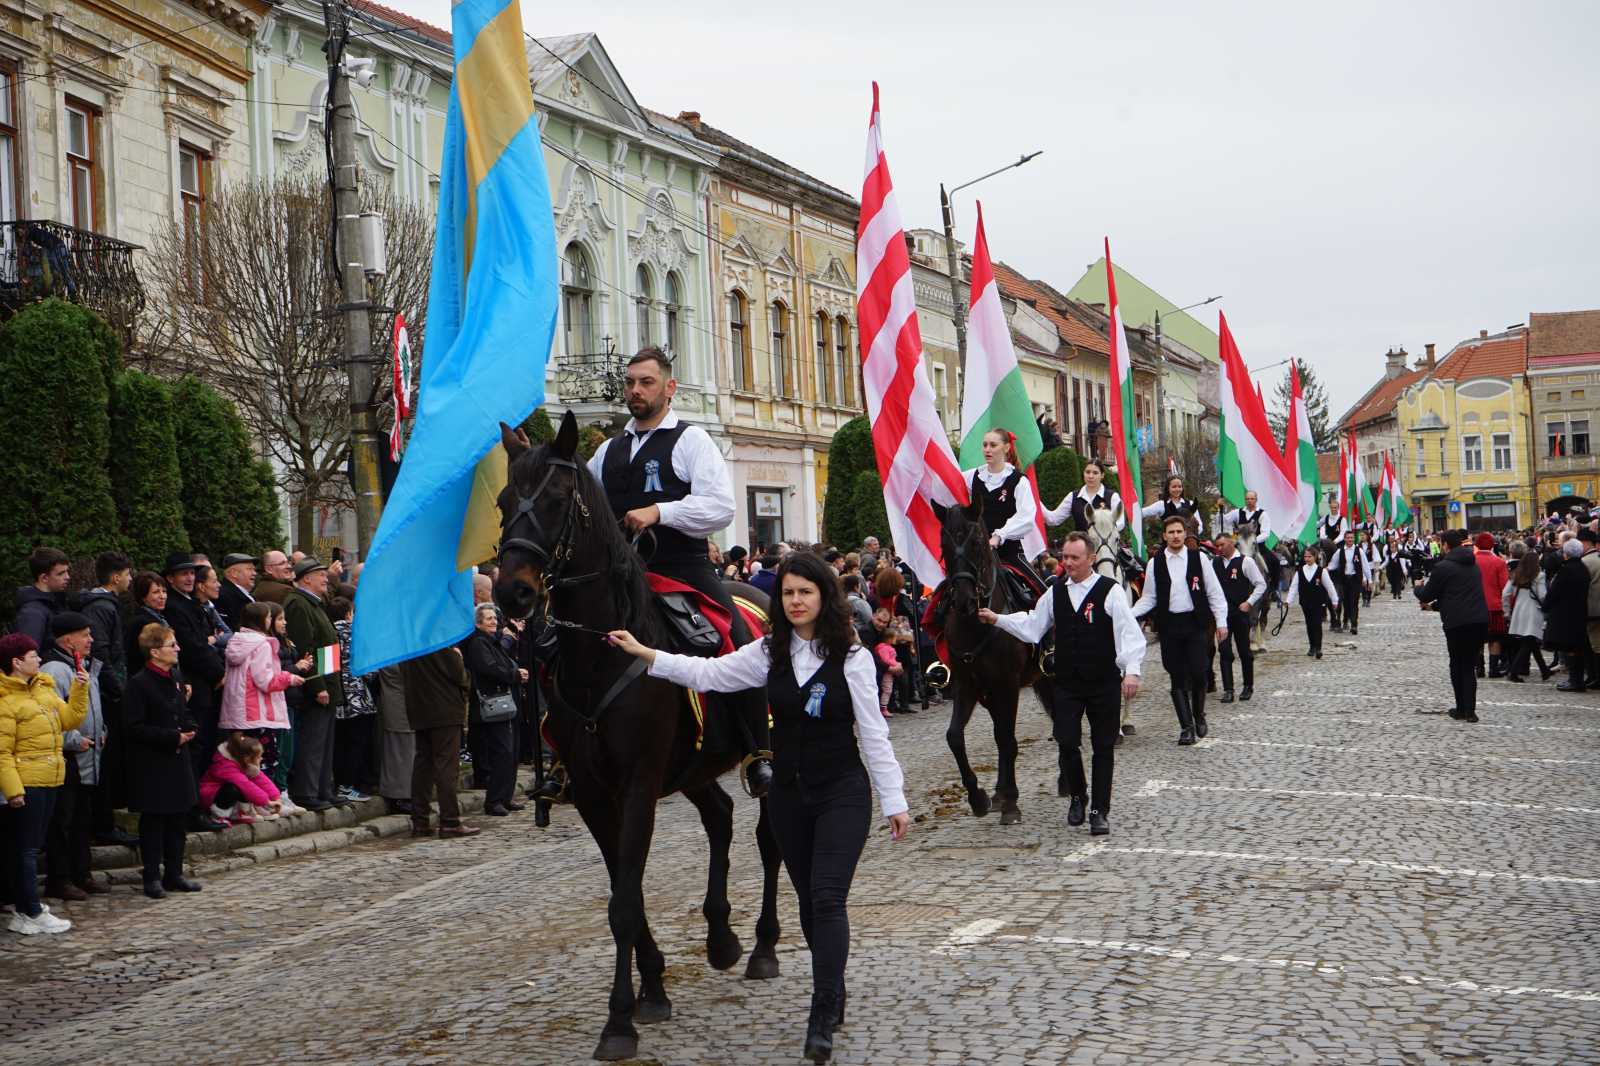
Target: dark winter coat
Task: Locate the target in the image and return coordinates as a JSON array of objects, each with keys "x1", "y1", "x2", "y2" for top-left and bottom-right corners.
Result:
[
  {"x1": 123, "y1": 666, "x2": 199, "y2": 814},
  {"x1": 399, "y1": 646, "x2": 469, "y2": 731},
  {"x1": 12, "y1": 585, "x2": 60, "y2": 647},
  {"x1": 253, "y1": 577, "x2": 293, "y2": 605},
  {"x1": 1414, "y1": 545, "x2": 1490, "y2": 631},
  {"x1": 125, "y1": 606, "x2": 170, "y2": 669},
  {"x1": 165, "y1": 589, "x2": 225, "y2": 713},
  {"x1": 78, "y1": 587, "x2": 127, "y2": 698},
  {"x1": 463, "y1": 629, "x2": 518, "y2": 701},
  {"x1": 1542, "y1": 557, "x2": 1592, "y2": 652},
  {"x1": 216, "y1": 579, "x2": 254, "y2": 632}
]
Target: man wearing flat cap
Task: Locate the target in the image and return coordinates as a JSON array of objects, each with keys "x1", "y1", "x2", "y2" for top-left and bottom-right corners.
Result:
[
  {"x1": 163, "y1": 553, "x2": 226, "y2": 829},
  {"x1": 216, "y1": 553, "x2": 258, "y2": 631},
  {"x1": 284, "y1": 557, "x2": 343, "y2": 811},
  {"x1": 40, "y1": 611, "x2": 109, "y2": 900}
]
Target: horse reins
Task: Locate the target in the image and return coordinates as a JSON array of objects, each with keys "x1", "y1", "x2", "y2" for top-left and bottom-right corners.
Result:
[{"x1": 498, "y1": 456, "x2": 603, "y2": 615}]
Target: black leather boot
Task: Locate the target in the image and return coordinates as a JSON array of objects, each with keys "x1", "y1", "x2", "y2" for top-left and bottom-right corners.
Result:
[
  {"x1": 804, "y1": 990, "x2": 839, "y2": 1062},
  {"x1": 1067, "y1": 795, "x2": 1087, "y2": 826},
  {"x1": 1172, "y1": 689, "x2": 1196, "y2": 745},
  {"x1": 1191, "y1": 685, "x2": 1209, "y2": 739}
]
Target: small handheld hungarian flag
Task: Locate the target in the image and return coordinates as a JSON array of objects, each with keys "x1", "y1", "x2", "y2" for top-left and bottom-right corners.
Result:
[{"x1": 314, "y1": 644, "x2": 341, "y2": 677}]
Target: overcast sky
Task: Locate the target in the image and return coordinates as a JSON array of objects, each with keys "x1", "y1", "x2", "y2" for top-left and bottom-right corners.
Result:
[{"x1": 385, "y1": 0, "x2": 1599, "y2": 420}]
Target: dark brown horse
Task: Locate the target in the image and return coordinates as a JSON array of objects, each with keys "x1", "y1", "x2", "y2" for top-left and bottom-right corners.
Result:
[
  {"x1": 492, "y1": 413, "x2": 783, "y2": 1062},
  {"x1": 932, "y1": 496, "x2": 1052, "y2": 825}
]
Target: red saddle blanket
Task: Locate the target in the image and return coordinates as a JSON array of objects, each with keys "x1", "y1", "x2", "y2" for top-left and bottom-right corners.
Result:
[{"x1": 922, "y1": 562, "x2": 1044, "y2": 665}]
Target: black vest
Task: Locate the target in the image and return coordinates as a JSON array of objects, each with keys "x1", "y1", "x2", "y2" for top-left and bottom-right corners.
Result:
[
  {"x1": 600, "y1": 423, "x2": 706, "y2": 564},
  {"x1": 767, "y1": 650, "x2": 863, "y2": 788},
  {"x1": 1213, "y1": 555, "x2": 1253, "y2": 622},
  {"x1": 1071, "y1": 490, "x2": 1112, "y2": 532},
  {"x1": 972, "y1": 468, "x2": 1023, "y2": 538},
  {"x1": 1162, "y1": 498, "x2": 1196, "y2": 520},
  {"x1": 1052, "y1": 576, "x2": 1120, "y2": 685},
  {"x1": 1330, "y1": 545, "x2": 1361, "y2": 578},
  {"x1": 1296, "y1": 566, "x2": 1329, "y2": 609},
  {"x1": 1152, "y1": 548, "x2": 1213, "y2": 624},
  {"x1": 1236, "y1": 508, "x2": 1263, "y2": 530}
]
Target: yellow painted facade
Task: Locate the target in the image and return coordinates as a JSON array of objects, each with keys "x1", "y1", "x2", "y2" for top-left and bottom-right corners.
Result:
[{"x1": 1396, "y1": 367, "x2": 1536, "y2": 532}]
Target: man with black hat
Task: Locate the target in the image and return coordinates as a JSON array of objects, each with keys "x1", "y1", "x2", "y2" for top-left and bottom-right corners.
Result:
[
  {"x1": 284, "y1": 557, "x2": 343, "y2": 811},
  {"x1": 163, "y1": 553, "x2": 227, "y2": 830},
  {"x1": 216, "y1": 553, "x2": 258, "y2": 631},
  {"x1": 39, "y1": 612, "x2": 109, "y2": 900}
]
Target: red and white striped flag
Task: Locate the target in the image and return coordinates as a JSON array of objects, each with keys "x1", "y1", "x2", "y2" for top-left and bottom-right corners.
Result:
[{"x1": 855, "y1": 84, "x2": 967, "y2": 588}]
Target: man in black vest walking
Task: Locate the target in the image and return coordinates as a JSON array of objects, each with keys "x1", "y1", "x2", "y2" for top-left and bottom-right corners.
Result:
[
  {"x1": 1328, "y1": 529, "x2": 1372, "y2": 635},
  {"x1": 980, "y1": 533, "x2": 1144, "y2": 836},
  {"x1": 1133, "y1": 515, "x2": 1230, "y2": 745},
  {"x1": 588, "y1": 348, "x2": 773, "y2": 796},
  {"x1": 1212, "y1": 532, "x2": 1266, "y2": 703}
]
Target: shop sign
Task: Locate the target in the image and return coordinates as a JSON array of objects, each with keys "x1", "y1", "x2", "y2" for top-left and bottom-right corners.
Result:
[
  {"x1": 753, "y1": 491, "x2": 784, "y2": 518},
  {"x1": 1471, "y1": 491, "x2": 1508, "y2": 502}
]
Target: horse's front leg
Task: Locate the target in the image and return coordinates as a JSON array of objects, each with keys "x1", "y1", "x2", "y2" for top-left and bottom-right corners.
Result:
[
  {"x1": 945, "y1": 681, "x2": 989, "y2": 817},
  {"x1": 683, "y1": 780, "x2": 742, "y2": 973},
  {"x1": 988, "y1": 687, "x2": 1022, "y2": 825},
  {"x1": 744, "y1": 796, "x2": 783, "y2": 980},
  {"x1": 593, "y1": 783, "x2": 657, "y2": 1061}
]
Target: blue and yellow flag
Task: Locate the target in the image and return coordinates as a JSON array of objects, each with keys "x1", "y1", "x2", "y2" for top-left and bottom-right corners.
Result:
[{"x1": 352, "y1": 0, "x2": 557, "y2": 674}]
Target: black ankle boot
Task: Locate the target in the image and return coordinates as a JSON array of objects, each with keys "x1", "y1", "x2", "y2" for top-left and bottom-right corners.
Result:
[
  {"x1": 804, "y1": 991, "x2": 838, "y2": 1062},
  {"x1": 1172, "y1": 689, "x2": 1195, "y2": 745}
]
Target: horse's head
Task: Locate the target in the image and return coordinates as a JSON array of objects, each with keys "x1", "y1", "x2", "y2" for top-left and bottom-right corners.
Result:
[
  {"x1": 492, "y1": 410, "x2": 590, "y2": 621},
  {"x1": 1235, "y1": 518, "x2": 1260, "y2": 556},
  {"x1": 933, "y1": 494, "x2": 991, "y2": 615}
]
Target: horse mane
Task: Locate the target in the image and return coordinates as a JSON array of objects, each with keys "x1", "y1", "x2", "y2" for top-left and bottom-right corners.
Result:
[{"x1": 521, "y1": 442, "x2": 662, "y2": 644}]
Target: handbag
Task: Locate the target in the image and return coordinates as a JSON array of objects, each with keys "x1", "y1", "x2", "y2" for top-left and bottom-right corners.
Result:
[{"x1": 479, "y1": 690, "x2": 518, "y2": 723}]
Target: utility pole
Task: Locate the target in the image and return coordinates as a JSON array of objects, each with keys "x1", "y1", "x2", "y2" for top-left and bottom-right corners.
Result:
[
  {"x1": 321, "y1": 0, "x2": 384, "y2": 559},
  {"x1": 939, "y1": 183, "x2": 967, "y2": 369}
]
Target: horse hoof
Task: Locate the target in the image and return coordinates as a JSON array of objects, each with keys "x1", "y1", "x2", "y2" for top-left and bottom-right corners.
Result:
[
  {"x1": 969, "y1": 790, "x2": 991, "y2": 817},
  {"x1": 706, "y1": 929, "x2": 743, "y2": 971},
  {"x1": 635, "y1": 997, "x2": 672, "y2": 1025},
  {"x1": 744, "y1": 949, "x2": 781, "y2": 980},
  {"x1": 1000, "y1": 806, "x2": 1022, "y2": 826},
  {"x1": 593, "y1": 1032, "x2": 639, "y2": 1061}
]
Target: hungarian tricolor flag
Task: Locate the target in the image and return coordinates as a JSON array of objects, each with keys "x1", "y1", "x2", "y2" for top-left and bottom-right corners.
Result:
[
  {"x1": 389, "y1": 313, "x2": 414, "y2": 461},
  {"x1": 314, "y1": 644, "x2": 341, "y2": 677},
  {"x1": 1103, "y1": 239, "x2": 1143, "y2": 558},
  {"x1": 1284, "y1": 361, "x2": 1321, "y2": 544},
  {"x1": 1216, "y1": 312, "x2": 1298, "y2": 537},
  {"x1": 1351, "y1": 435, "x2": 1375, "y2": 521},
  {"x1": 957, "y1": 203, "x2": 1045, "y2": 559},
  {"x1": 1379, "y1": 452, "x2": 1412, "y2": 528}
]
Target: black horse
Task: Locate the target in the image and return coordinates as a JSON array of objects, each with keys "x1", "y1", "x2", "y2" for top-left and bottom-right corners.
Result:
[
  {"x1": 932, "y1": 495, "x2": 1052, "y2": 825},
  {"x1": 492, "y1": 413, "x2": 784, "y2": 1062}
]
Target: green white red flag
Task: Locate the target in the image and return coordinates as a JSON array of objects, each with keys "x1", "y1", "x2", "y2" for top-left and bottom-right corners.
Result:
[
  {"x1": 1103, "y1": 239, "x2": 1143, "y2": 558},
  {"x1": 1216, "y1": 312, "x2": 1299, "y2": 530},
  {"x1": 1379, "y1": 452, "x2": 1412, "y2": 528},
  {"x1": 314, "y1": 644, "x2": 341, "y2": 676},
  {"x1": 1284, "y1": 361, "x2": 1322, "y2": 544},
  {"x1": 958, "y1": 203, "x2": 1046, "y2": 558}
]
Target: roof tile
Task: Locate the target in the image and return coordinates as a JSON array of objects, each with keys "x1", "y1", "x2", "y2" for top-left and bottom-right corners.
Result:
[
  {"x1": 1434, "y1": 330, "x2": 1528, "y2": 382},
  {"x1": 356, "y1": 1, "x2": 451, "y2": 46},
  {"x1": 1529, "y1": 309, "x2": 1600, "y2": 361}
]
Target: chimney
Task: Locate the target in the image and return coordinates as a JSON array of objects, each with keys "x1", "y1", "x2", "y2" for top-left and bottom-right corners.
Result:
[
  {"x1": 1384, "y1": 346, "x2": 1409, "y2": 380},
  {"x1": 676, "y1": 111, "x2": 702, "y2": 127},
  {"x1": 1479, "y1": 329, "x2": 1489, "y2": 340},
  {"x1": 1421, "y1": 342, "x2": 1436, "y2": 369}
]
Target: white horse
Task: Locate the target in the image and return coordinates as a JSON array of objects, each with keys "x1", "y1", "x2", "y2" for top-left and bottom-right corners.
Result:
[
  {"x1": 1082, "y1": 501, "x2": 1144, "y2": 733},
  {"x1": 1234, "y1": 519, "x2": 1281, "y2": 653}
]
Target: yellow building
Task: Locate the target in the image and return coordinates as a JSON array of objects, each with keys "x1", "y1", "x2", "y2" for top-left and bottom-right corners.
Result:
[{"x1": 1396, "y1": 327, "x2": 1534, "y2": 532}]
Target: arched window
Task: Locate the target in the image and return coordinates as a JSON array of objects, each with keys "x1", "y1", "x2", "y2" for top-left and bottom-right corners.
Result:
[
  {"x1": 562, "y1": 243, "x2": 593, "y2": 356},
  {"x1": 770, "y1": 300, "x2": 791, "y2": 397},
  {"x1": 834, "y1": 316, "x2": 853, "y2": 407},
  {"x1": 815, "y1": 312, "x2": 832, "y2": 404},
  {"x1": 729, "y1": 290, "x2": 752, "y2": 390},
  {"x1": 665, "y1": 271, "x2": 683, "y2": 357},
  {"x1": 634, "y1": 264, "x2": 654, "y2": 347}
]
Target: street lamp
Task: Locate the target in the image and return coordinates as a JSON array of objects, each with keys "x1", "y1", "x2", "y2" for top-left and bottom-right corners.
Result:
[
  {"x1": 938, "y1": 151, "x2": 1043, "y2": 370},
  {"x1": 1151, "y1": 295, "x2": 1222, "y2": 449}
]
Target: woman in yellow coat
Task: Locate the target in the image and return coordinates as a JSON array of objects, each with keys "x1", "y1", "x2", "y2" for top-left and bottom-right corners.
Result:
[{"x1": 0, "y1": 632, "x2": 88, "y2": 935}]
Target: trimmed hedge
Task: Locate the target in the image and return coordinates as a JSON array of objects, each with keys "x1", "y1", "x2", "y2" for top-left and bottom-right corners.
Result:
[
  {"x1": 847, "y1": 468, "x2": 891, "y2": 549},
  {"x1": 0, "y1": 299, "x2": 122, "y2": 604},
  {"x1": 824, "y1": 416, "x2": 875, "y2": 548},
  {"x1": 521, "y1": 407, "x2": 556, "y2": 444},
  {"x1": 109, "y1": 370, "x2": 190, "y2": 568},
  {"x1": 171, "y1": 376, "x2": 281, "y2": 560}
]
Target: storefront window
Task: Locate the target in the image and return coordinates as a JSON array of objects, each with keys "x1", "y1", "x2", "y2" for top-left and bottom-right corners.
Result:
[{"x1": 1465, "y1": 501, "x2": 1516, "y2": 532}]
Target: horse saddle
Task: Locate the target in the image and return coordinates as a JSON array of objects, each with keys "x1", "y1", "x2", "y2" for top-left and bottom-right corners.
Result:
[
  {"x1": 655, "y1": 591, "x2": 722, "y2": 655},
  {"x1": 996, "y1": 560, "x2": 1042, "y2": 609}
]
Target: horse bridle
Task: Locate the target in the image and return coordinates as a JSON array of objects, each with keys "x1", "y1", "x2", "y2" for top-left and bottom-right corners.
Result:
[
  {"x1": 497, "y1": 456, "x2": 601, "y2": 616},
  {"x1": 944, "y1": 532, "x2": 994, "y2": 610}
]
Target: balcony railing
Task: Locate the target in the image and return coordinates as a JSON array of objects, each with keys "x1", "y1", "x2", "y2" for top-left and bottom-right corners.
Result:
[
  {"x1": 0, "y1": 219, "x2": 146, "y2": 331},
  {"x1": 556, "y1": 347, "x2": 629, "y2": 405}
]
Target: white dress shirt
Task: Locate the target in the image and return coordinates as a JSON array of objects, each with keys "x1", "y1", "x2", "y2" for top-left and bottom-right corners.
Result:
[
  {"x1": 1328, "y1": 545, "x2": 1372, "y2": 583},
  {"x1": 1132, "y1": 547, "x2": 1230, "y2": 623},
  {"x1": 1285, "y1": 564, "x2": 1341, "y2": 607},
  {"x1": 965, "y1": 464, "x2": 1038, "y2": 543},
  {"x1": 1221, "y1": 507, "x2": 1273, "y2": 541},
  {"x1": 1043, "y1": 487, "x2": 1125, "y2": 531},
  {"x1": 587, "y1": 410, "x2": 735, "y2": 537},
  {"x1": 1214, "y1": 552, "x2": 1268, "y2": 608},
  {"x1": 990, "y1": 575, "x2": 1145, "y2": 677},
  {"x1": 646, "y1": 636, "x2": 907, "y2": 818}
]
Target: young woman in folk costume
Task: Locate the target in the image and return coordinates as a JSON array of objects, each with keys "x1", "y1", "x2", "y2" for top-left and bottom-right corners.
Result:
[
  {"x1": 1044, "y1": 458, "x2": 1125, "y2": 534},
  {"x1": 1141, "y1": 475, "x2": 1198, "y2": 525},
  {"x1": 962, "y1": 428, "x2": 1046, "y2": 597}
]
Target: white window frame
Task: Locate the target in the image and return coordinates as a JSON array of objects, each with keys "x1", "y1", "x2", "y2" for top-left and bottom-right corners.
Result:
[
  {"x1": 1462, "y1": 434, "x2": 1483, "y2": 473},
  {"x1": 1491, "y1": 432, "x2": 1511, "y2": 472}
]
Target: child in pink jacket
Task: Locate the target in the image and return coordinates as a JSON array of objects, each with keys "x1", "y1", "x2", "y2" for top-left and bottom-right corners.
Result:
[
  {"x1": 219, "y1": 604, "x2": 305, "y2": 732},
  {"x1": 200, "y1": 733, "x2": 285, "y2": 823}
]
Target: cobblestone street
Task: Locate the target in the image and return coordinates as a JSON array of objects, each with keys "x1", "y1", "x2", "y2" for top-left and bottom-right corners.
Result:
[{"x1": 6, "y1": 593, "x2": 1599, "y2": 1065}]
